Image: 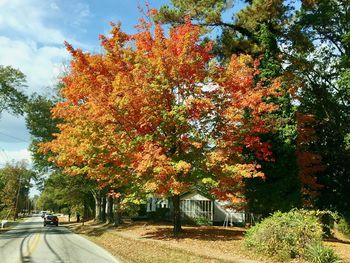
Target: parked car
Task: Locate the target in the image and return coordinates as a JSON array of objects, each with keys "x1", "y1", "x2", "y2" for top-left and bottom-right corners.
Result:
[{"x1": 44, "y1": 215, "x2": 59, "y2": 226}]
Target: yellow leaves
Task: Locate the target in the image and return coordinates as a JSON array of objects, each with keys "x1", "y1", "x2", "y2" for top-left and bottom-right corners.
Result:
[
  {"x1": 238, "y1": 54, "x2": 254, "y2": 65},
  {"x1": 226, "y1": 193, "x2": 245, "y2": 205},
  {"x1": 207, "y1": 150, "x2": 229, "y2": 168},
  {"x1": 222, "y1": 163, "x2": 265, "y2": 179},
  {"x1": 173, "y1": 160, "x2": 191, "y2": 175},
  {"x1": 191, "y1": 141, "x2": 202, "y2": 149},
  {"x1": 201, "y1": 177, "x2": 218, "y2": 187},
  {"x1": 145, "y1": 182, "x2": 158, "y2": 192}
]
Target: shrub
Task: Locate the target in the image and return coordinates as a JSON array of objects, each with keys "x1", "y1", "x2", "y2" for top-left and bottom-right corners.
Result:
[
  {"x1": 305, "y1": 242, "x2": 341, "y2": 263},
  {"x1": 336, "y1": 217, "x2": 350, "y2": 237},
  {"x1": 193, "y1": 216, "x2": 212, "y2": 226},
  {"x1": 311, "y1": 210, "x2": 337, "y2": 237},
  {"x1": 245, "y1": 209, "x2": 323, "y2": 260}
]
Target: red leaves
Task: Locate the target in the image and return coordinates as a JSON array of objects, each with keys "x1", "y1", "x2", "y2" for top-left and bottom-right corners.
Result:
[{"x1": 40, "y1": 15, "x2": 282, "y2": 203}]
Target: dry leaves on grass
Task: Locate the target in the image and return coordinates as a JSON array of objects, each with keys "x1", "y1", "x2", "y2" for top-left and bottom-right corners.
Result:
[{"x1": 68, "y1": 221, "x2": 350, "y2": 263}]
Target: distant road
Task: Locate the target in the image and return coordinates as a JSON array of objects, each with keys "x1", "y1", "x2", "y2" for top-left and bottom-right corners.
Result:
[{"x1": 0, "y1": 216, "x2": 122, "y2": 263}]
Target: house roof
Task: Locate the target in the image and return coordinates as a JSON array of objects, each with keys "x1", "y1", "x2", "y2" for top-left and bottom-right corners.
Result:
[{"x1": 180, "y1": 191, "x2": 211, "y2": 201}]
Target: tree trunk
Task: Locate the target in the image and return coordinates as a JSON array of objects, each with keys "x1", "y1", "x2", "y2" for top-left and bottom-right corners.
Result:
[
  {"x1": 107, "y1": 195, "x2": 114, "y2": 224},
  {"x1": 172, "y1": 194, "x2": 182, "y2": 236},
  {"x1": 101, "y1": 195, "x2": 107, "y2": 222},
  {"x1": 92, "y1": 191, "x2": 101, "y2": 221},
  {"x1": 113, "y1": 197, "x2": 122, "y2": 226}
]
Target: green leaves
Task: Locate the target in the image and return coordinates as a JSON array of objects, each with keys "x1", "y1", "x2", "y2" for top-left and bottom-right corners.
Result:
[
  {"x1": 156, "y1": 0, "x2": 230, "y2": 24},
  {"x1": 0, "y1": 65, "x2": 27, "y2": 116}
]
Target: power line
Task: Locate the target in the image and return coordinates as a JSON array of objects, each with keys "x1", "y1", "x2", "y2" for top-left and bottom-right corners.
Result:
[{"x1": 0, "y1": 131, "x2": 28, "y2": 142}]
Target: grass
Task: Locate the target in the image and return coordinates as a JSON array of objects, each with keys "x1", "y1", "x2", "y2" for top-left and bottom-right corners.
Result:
[
  {"x1": 0, "y1": 217, "x2": 25, "y2": 233},
  {"x1": 62, "y1": 218, "x2": 350, "y2": 263}
]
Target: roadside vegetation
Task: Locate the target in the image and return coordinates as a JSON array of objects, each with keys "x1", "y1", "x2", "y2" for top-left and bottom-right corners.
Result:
[
  {"x1": 63, "y1": 214, "x2": 350, "y2": 263},
  {"x1": 0, "y1": 162, "x2": 36, "y2": 221}
]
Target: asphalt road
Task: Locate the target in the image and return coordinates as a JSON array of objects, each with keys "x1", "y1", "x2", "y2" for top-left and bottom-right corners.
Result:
[{"x1": 0, "y1": 216, "x2": 122, "y2": 263}]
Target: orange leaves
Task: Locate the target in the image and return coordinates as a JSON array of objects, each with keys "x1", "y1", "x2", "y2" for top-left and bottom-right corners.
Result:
[
  {"x1": 39, "y1": 15, "x2": 284, "y2": 202},
  {"x1": 185, "y1": 97, "x2": 214, "y2": 119},
  {"x1": 213, "y1": 55, "x2": 280, "y2": 163}
]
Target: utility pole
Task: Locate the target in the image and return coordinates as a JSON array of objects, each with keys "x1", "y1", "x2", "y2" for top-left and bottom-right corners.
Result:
[{"x1": 14, "y1": 173, "x2": 22, "y2": 221}]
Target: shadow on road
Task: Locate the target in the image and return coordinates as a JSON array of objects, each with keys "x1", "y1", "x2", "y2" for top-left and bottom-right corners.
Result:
[{"x1": 0, "y1": 225, "x2": 72, "y2": 241}]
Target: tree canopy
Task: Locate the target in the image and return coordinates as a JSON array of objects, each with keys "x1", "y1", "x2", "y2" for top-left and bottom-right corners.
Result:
[
  {"x1": 39, "y1": 17, "x2": 282, "y2": 234},
  {"x1": 0, "y1": 65, "x2": 27, "y2": 116}
]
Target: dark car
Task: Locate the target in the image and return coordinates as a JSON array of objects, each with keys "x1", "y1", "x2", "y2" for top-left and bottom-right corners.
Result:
[{"x1": 44, "y1": 215, "x2": 59, "y2": 226}]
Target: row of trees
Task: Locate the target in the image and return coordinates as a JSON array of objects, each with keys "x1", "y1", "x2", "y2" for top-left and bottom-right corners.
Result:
[{"x1": 0, "y1": 162, "x2": 35, "y2": 220}]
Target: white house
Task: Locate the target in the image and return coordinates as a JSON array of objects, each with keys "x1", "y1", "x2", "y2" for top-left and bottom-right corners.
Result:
[{"x1": 146, "y1": 191, "x2": 251, "y2": 225}]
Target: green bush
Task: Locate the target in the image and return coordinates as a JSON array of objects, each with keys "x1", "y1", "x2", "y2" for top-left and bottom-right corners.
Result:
[
  {"x1": 245, "y1": 209, "x2": 323, "y2": 260},
  {"x1": 193, "y1": 216, "x2": 212, "y2": 226},
  {"x1": 337, "y1": 217, "x2": 350, "y2": 237},
  {"x1": 305, "y1": 242, "x2": 341, "y2": 263},
  {"x1": 311, "y1": 210, "x2": 337, "y2": 237}
]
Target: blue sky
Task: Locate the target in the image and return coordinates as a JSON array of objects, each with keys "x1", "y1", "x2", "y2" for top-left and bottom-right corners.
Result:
[{"x1": 0, "y1": 0, "x2": 247, "y2": 168}]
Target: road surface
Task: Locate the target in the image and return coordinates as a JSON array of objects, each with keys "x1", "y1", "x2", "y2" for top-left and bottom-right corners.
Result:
[{"x1": 0, "y1": 216, "x2": 121, "y2": 263}]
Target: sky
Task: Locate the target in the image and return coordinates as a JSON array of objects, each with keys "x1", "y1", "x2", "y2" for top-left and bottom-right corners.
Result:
[{"x1": 0, "y1": 0, "x2": 172, "y2": 168}]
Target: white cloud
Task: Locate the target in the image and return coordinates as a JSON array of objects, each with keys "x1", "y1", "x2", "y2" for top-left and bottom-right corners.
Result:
[
  {"x1": 0, "y1": 36, "x2": 68, "y2": 94},
  {"x1": 0, "y1": 148, "x2": 32, "y2": 166},
  {"x1": 0, "y1": 0, "x2": 66, "y2": 45},
  {"x1": 0, "y1": 0, "x2": 94, "y2": 95},
  {"x1": 0, "y1": 0, "x2": 72, "y2": 94},
  {"x1": 71, "y1": 2, "x2": 91, "y2": 28}
]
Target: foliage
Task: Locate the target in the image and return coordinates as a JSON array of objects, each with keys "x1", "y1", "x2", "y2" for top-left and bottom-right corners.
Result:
[
  {"x1": 245, "y1": 209, "x2": 323, "y2": 260},
  {"x1": 336, "y1": 217, "x2": 350, "y2": 238},
  {"x1": 0, "y1": 65, "x2": 27, "y2": 116},
  {"x1": 155, "y1": 0, "x2": 232, "y2": 25},
  {"x1": 25, "y1": 94, "x2": 61, "y2": 173},
  {"x1": 0, "y1": 161, "x2": 36, "y2": 219},
  {"x1": 244, "y1": 22, "x2": 301, "y2": 215},
  {"x1": 39, "y1": 14, "x2": 282, "y2": 234},
  {"x1": 153, "y1": 0, "x2": 350, "y2": 227},
  {"x1": 290, "y1": 0, "x2": 350, "y2": 217},
  {"x1": 305, "y1": 242, "x2": 341, "y2": 263},
  {"x1": 156, "y1": 0, "x2": 308, "y2": 216},
  {"x1": 192, "y1": 216, "x2": 212, "y2": 226},
  {"x1": 36, "y1": 171, "x2": 94, "y2": 214}
]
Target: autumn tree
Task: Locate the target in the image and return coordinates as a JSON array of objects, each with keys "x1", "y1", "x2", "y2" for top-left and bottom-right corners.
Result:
[
  {"x1": 156, "y1": 0, "x2": 306, "y2": 215},
  {"x1": 40, "y1": 15, "x2": 281, "y2": 235}
]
